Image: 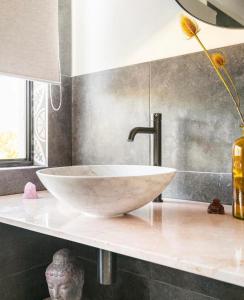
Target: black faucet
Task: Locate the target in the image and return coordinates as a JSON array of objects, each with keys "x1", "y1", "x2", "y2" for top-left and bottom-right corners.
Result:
[{"x1": 128, "y1": 113, "x2": 162, "y2": 202}]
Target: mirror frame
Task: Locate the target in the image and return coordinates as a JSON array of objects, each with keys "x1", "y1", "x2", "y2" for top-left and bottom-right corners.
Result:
[{"x1": 175, "y1": 0, "x2": 244, "y2": 29}]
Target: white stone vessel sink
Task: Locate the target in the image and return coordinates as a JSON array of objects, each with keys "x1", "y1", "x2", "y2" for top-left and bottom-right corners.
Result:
[{"x1": 37, "y1": 165, "x2": 176, "y2": 217}]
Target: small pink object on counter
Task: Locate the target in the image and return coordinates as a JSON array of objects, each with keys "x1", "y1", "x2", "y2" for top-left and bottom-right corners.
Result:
[{"x1": 23, "y1": 182, "x2": 38, "y2": 199}]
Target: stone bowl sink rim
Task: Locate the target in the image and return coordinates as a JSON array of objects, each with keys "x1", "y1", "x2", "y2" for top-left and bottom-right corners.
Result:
[
  {"x1": 37, "y1": 165, "x2": 176, "y2": 179},
  {"x1": 37, "y1": 165, "x2": 176, "y2": 217}
]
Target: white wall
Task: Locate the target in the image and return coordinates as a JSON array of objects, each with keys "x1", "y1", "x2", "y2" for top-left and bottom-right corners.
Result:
[{"x1": 72, "y1": 0, "x2": 244, "y2": 76}]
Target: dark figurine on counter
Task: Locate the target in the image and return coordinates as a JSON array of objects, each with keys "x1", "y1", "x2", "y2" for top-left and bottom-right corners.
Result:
[{"x1": 208, "y1": 199, "x2": 225, "y2": 215}]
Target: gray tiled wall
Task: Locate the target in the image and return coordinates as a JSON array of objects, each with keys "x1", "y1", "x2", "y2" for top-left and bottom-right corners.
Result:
[
  {"x1": 0, "y1": 224, "x2": 242, "y2": 300},
  {"x1": 48, "y1": 75, "x2": 72, "y2": 168},
  {"x1": 72, "y1": 43, "x2": 244, "y2": 204},
  {"x1": 72, "y1": 64, "x2": 150, "y2": 166}
]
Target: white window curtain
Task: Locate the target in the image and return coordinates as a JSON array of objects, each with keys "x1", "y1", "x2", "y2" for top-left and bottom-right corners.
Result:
[{"x1": 0, "y1": 0, "x2": 60, "y2": 84}]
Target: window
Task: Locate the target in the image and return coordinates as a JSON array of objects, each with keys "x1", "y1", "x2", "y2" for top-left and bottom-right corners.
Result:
[{"x1": 0, "y1": 75, "x2": 32, "y2": 167}]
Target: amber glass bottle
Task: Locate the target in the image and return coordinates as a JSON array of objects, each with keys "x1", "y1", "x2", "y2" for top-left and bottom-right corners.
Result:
[{"x1": 232, "y1": 128, "x2": 244, "y2": 219}]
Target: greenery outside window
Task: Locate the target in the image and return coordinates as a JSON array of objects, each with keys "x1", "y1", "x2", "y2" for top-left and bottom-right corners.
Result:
[{"x1": 0, "y1": 75, "x2": 33, "y2": 167}]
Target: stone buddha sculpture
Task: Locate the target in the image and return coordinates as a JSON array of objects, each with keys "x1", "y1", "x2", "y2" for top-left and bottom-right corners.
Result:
[{"x1": 45, "y1": 249, "x2": 85, "y2": 300}]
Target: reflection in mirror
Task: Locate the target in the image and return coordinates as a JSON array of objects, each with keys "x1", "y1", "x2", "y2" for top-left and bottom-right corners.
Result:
[{"x1": 176, "y1": 0, "x2": 244, "y2": 28}]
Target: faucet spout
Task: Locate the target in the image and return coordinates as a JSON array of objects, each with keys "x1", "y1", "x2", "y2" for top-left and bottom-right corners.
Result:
[{"x1": 128, "y1": 127, "x2": 155, "y2": 142}]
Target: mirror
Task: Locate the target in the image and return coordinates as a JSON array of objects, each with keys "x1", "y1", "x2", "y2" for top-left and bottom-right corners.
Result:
[{"x1": 176, "y1": 0, "x2": 244, "y2": 28}]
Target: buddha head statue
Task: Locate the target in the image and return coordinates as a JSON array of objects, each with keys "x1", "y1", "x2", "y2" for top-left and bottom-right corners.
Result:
[{"x1": 45, "y1": 249, "x2": 84, "y2": 300}]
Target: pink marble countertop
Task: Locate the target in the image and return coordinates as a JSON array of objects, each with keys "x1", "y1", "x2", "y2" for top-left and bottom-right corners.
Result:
[{"x1": 0, "y1": 191, "x2": 243, "y2": 287}]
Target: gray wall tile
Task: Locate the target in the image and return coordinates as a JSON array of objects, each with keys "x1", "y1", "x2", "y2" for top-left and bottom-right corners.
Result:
[
  {"x1": 0, "y1": 265, "x2": 48, "y2": 300},
  {"x1": 113, "y1": 271, "x2": 150, "y2": 300},
  {"x1": 163, "y1": 171, "x2": 232, "y2": 204},
  {"x1": 78, "y1": 259, "x2": 116, "y2": 300},
  {"x1": 117, "y1": 254, "x2": 151, "y2": 279},
  {"x1": 72, "y1": 64, "x2": 150, "y2": 165},
  {"x1": 68, "y1": 241, "x2": 97, "y2": 262},
  {"x1": 81, "y1": 258, "x2": 150, "y2": 300},
  {"x1": 150, "y1": 44, "x2": 244, "y2": 174},
  {"x1": 0, "y1": 224, "x2": 67, "y2": 279},
  {"x1": 150, "y1": 280, "x2": 217, "y2": 300},
  {"x1": 0, "y1": 167, "x2": 44, "y2": 196},
  {"x1": 151, "y1": 263, "x2": 244, "y2": 300},
  {"x1": 48, "y1": 76, "x2": 72, "y2": 167}
]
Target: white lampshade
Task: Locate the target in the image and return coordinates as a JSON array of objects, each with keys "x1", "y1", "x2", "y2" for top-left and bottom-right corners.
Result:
[{"x1": 0, "y1": 0, "x2": 60, "y2": 84}]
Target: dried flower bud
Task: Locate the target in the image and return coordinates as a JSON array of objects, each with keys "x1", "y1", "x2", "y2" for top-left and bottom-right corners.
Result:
[
  {"x1": 211, "y1": 53, "x2": 226, "y2": 68},
  {"x1": 180, "y1": 15, "x2": 199, "y2": 38}
]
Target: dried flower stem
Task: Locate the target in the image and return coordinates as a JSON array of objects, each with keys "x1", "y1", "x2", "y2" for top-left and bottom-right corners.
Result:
[
  {"x1": 194, "y1": 34, "x2": 244, "y2": 125},
  {"x1": 222, "y1": 66, "x2": 241, "y2": 107}
]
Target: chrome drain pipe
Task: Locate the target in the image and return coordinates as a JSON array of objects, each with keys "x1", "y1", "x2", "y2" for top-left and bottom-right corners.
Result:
[{"x1": 97, "y1": 249, "x2": 116, "y2": 285}]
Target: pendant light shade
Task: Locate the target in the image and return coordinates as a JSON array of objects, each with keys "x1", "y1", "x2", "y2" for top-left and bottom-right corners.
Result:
[{"x1": 0, "y1": 0, "x2": 60, "y2": 83}]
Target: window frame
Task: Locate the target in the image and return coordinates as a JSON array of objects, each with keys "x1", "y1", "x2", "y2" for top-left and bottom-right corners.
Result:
[{"x1": 0, "y1": 81, "x2": 33, "y2": 168}]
